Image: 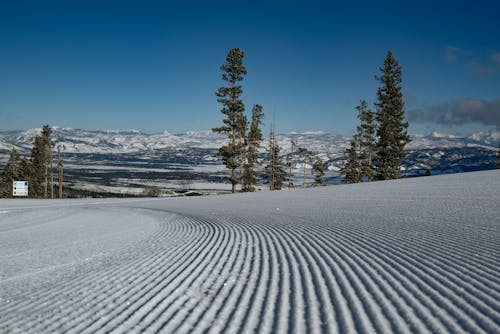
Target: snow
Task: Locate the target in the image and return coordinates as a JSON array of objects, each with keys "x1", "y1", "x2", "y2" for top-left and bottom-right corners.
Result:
[
  {"x1": 430, "y1": 131, "x2": 460, "y2": 139},
  {"x1": 1, "y1": 127, "x2": 499, "y2": 156},
  {"x1": 470, "y1": 130, "x2": 500, "y2": 144},
  {"x1": 327, "y1": 164, "x2": 341, "y2": 172},
  {"x1": 1, "y1": 170, "x2": 499, "y2": 333}
]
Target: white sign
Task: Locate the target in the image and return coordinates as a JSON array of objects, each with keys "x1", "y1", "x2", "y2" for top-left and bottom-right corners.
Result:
[{"x1": 13, "y1": 181, "x2": 28, "y2": 197}]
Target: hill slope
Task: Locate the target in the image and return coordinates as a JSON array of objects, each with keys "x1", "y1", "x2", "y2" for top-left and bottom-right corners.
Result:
[{"x1": 0, "y1": 170, "x2": 499, "y2": 333}]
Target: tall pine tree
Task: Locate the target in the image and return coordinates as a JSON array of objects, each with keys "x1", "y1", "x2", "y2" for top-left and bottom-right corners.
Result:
[
  {"x1": 213, "y1": 48, "x2": 247, "y2": 193},
  {"x1": 374, "y1": 50, "x2": 411, "y2": 180},
  {"x1": 30, "y1": 125, "x2": 53, "y2": 198},
  {"x1": 242, "y1": 104, "x2": 264, "y2": 192},
  {"x1": 355, "y1": 100, "x2": 376, "y2": 181}
]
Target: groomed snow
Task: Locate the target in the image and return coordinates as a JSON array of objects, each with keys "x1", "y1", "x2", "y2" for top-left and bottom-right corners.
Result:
[{"x1": 1, "y1": 171, "x2": 499, "y2": 333}]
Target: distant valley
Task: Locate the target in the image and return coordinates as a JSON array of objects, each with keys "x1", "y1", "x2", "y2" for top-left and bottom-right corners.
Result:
[{"x1": 1, "y1": 128, "x2": 498, "y2": 197}]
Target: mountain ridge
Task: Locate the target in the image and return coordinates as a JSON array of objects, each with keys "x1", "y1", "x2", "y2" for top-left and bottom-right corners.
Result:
[{"x1": 1, "y1": 127, "x2": 498, "y2": 155}]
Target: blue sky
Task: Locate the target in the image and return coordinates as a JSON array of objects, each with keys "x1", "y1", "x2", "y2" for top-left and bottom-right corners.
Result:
[{"x1": 0, "y1": 1, "x2": 499, "y2": 135}]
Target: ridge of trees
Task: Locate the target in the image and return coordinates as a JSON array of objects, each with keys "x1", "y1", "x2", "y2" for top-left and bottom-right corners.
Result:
[{"x1": 0, "y1": 125, "x2": 64, "y2": 198}]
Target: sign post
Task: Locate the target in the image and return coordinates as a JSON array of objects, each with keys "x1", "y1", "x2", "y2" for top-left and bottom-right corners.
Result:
[{"x1": 13, "y1": 181, "x2": 29, "y2": 197}]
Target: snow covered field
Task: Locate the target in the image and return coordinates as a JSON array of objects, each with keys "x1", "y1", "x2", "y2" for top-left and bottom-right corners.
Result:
[{"x1": 1, "y1": 171, "x2": 499, "y2": 333}]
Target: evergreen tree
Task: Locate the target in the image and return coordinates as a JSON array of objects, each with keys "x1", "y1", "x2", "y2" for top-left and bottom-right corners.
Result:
[
  {"x1": 271, "y1": 144, "x2": 286, "y2": 190},
  {"x1": 0, "y1": 148, "x2": 20, "y2": 197},
  {"x1": 374, "y1": 50, "x2": 411, "y2": 180},
  {"x1": 312, "y1": 157, "x2": 325, "y2": 185},
  {"x1": 19, "y1": 158, "x2": 32, "y2": 186},
  {"x1": 30, "y1": 125, "x2": 53, "y2": 198},
  {"x1": 265, "y1": 122, "x2": 285, "y2": 190},
  {"x1": 30, "y1": 135, "x2": 46, "y2": 197},
  {"x1": 242, "y1": 104, "x2": 264, "y2": 192},
  {"x1": 212, "y1": 48, "x2": 247, "y2": 193},
  {"x1": 341, "y1": 140, "x2": 362, "y2": 184},
  {"x1": 355, "y1": 100, "x2": 376, "y2": 181},
  {"x1": 267, "y1": 143, "x2": 286, "y2": 190}
]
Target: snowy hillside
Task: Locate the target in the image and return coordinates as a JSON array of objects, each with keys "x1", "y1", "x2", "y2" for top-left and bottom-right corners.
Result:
[
  {"x1": 1, "y1": 171, "x2": 499, "y2": 333},
  {"x1": 0, "y1": 128, "x2": 227, "y2": 154},
  {"x1": 0, "y1": 128, "x2": 499, "y2": 195},
  {"x1": 1, "y1": 127, "x2": 499, "y2": 155}
]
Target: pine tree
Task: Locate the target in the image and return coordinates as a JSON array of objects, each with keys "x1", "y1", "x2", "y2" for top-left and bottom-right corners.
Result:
[
  {"x1": 19, "y1": 158, "x2": 32, "y2": 189},
  {"x1": 341, "y1": 140, "x2": 362, "y2": 184},
  {"x1": 0, "y1": 148, "x2": 20, "y2": 197},
  {"x1": 374, "y1": 50, "x2": 411, "y2": 180},
  {"x1": 312, "y1": 157, "x2": 325, "y2": 185},
  {"x1": 355, "y1": 100, "x2": 376, "y2": 181},
  {"x1": 30, "y1": 125, "x2": 53, "y2": 198},
  {"x1": 30, "y1": 135, "x2": 46, "y2": 197},
  {"x1": 271, "y1": 143, "x2": 286, "y2": 190},
  {"x1": 212, "y1": 48, "x2": 247, "y2": 193},
  {"x1": 242, "y1": 104, "x2": 264, "y2": 192},
  {"x1": 265, "y1": 122, "x2": 285, "y2": 190}
]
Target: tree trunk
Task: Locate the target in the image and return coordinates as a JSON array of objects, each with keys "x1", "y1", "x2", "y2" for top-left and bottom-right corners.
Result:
[
  {"x1": 231, "y1": 127, "x2": 236, "y2": 193},
  {"x1": 50, "y1": 149, "x2": 54, "y2": 199},
  {"x1": 44, "y1": 163, "x2": 48, "y2": 198},
  {"x1": 58, "y1": 143, "x2": 63, "y2": 199}
]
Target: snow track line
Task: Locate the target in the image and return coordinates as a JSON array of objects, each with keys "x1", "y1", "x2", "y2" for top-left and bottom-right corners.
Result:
[
  {"x1": 306, "y1": 218, "x2": 499, "y2": 333},
  {"x1": 1, "y1": 171, "x2": 499, "y2": 333},
  {"x1": 321, "y1": 218, "x2": 500, "y2": 326}
]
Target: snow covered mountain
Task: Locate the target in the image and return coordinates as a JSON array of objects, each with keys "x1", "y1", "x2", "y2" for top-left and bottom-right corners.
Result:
[
  {"x1": 1, "y1": 127, "x2": 498, "y2": 155},
  {"x1": 0, "y1": 127, "x2": 498, "y2": 196},
  {"x1": 0, "y1": 128, "x2": 227, "y2": 154}
]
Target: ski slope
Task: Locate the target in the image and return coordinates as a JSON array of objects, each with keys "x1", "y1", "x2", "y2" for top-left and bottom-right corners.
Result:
[{"x1": 1, "y1": 171, "x2": 499, "y2": 333}]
